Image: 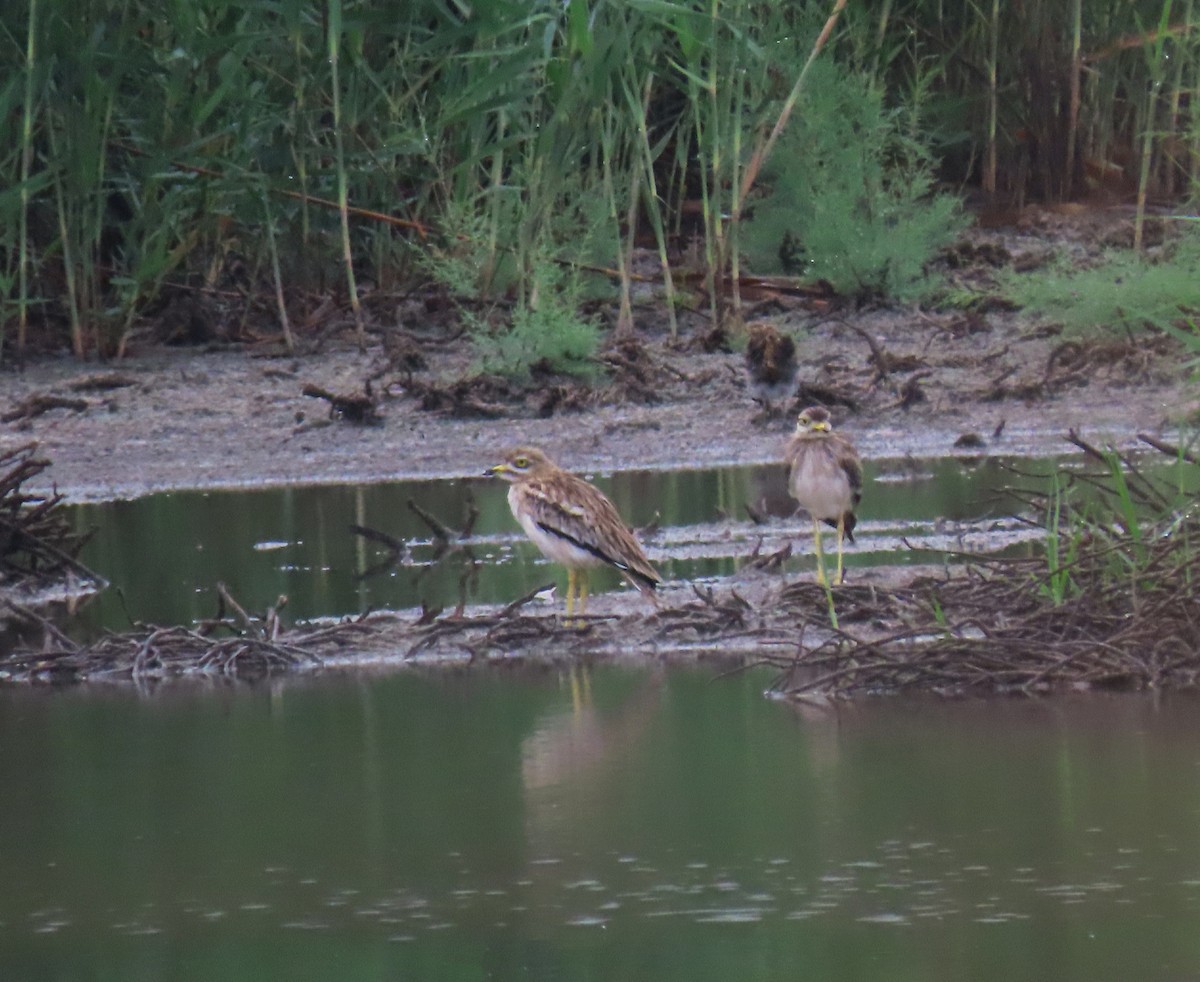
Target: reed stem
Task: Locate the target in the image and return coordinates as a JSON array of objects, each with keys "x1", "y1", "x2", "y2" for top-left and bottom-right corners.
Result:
[
  {"x1": 16, "y1": 0, "x2": 38, "y2": 363},
  {"x1": 326, "y1": 0, "x2": 365, "y2": 350}
]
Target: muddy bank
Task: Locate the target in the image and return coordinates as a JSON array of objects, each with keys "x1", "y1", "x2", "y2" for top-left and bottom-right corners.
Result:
[
  {"x1": 0, "y1": 306, "x2": 1191, "y2": 504},
  {"x1": 1, "y1": 211, "x2": 1195, "y2": 502}
]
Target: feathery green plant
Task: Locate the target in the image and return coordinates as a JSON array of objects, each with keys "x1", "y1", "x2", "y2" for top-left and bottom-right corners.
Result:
[
  {"x1": 742, "y1": 58, "x2": 965, "y2": 300},
  {"x1": 1001, "y1": 227, "x2": 1200, "y2": 337}
]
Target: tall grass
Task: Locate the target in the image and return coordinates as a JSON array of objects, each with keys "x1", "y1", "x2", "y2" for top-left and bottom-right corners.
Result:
[
  {"x1": 1038, "y1": 436, "x2": 1199, "y2": 611},
  {"x1": 864, "y1": 0, "x2": 1198, "y2": 213},
  {"x1": 0, "y1": 0, "x2": 1195, "y2": 361}
]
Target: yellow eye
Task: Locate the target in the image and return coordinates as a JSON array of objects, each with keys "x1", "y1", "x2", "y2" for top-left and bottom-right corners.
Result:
[{"x1": 514, "y1": 456, "x2": 529, "y2": 468}]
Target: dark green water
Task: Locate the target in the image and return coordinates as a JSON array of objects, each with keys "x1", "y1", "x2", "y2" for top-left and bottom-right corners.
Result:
[
  {"x1": 4, "y1": 668, "x2": 1200, "y2": 981},
  {"x1": 68, "y1": 456, "x2": 1053, "y2": 634}
]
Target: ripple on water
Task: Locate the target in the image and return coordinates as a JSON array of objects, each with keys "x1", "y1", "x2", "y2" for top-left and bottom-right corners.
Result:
[
  {"x1": 857, "y1": 912, "x2": 909, "y2": 925},
  {"x1": 567, "y1": 915, "x2": 607, "y2": 927},
  {"x1": 693, "y1": 909, "x2": 766, "y2": 924},
  {"x1": 282, "y1": 920, "x2": 329, "y2": 931},
  {"x1": 60, "y1": 829, "x2": 1176, "y2": 944}
]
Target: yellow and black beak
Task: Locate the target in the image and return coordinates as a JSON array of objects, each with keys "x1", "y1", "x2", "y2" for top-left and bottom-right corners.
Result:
[{"x1": 485, "y1": 463, "x2": 510, "y2": 478}]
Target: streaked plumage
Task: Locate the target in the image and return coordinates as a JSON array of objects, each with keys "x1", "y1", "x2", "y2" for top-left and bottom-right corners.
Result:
[
  {"x1": 485, "y1": 447, "x2": 660, "y2": 617},
  {"x1": 745, "y1": 323, "x2": 798, "y2": 421},
  {"x1": 784, "y1": 406, "x2": 863, "y2": 586}
]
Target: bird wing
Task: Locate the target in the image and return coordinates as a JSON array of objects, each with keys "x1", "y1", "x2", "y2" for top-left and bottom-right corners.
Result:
[
  {"x1": 520, "y1": 474, "x2": 661, "y2": 592},
  {"x1": 834, "y1": 435, "x2": 863, "y2": 542},
  {"x1": 836, "y1": 435, "x2": 864, "y2": 507}
]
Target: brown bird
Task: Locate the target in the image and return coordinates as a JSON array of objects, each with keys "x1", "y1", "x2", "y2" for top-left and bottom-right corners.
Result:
[
  {"x1": 745, "y1": 323, "x2": 798, "y2": 421},
  {"x1": 485, "y1": 447, "x2": 661, "y2": 618},
  {"x1": 784, "y1": 406, "x2": 864, "y2": 586}
]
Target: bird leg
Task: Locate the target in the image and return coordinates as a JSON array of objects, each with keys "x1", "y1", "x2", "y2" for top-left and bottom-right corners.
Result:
[
  {"x1": 578, "y1": 570, "x2": 590, "y2": 618},
  {"x1": 835, "y1": 514, "x2": 846, "y2": 586},
  {"x1": 563, "y1": 569, "x2": 591, "y2": 626},
  {"x1": 812, "y1": 516, "x2": 828, "y2": 586}
]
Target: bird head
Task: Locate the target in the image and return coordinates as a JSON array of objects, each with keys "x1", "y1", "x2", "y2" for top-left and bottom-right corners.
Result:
[
  {"x1": 485, "y1": 446, "x2": 553, "y2": 481},
  {"x1": 796, "y1": 406, "x2": 833, "y2": 434}
]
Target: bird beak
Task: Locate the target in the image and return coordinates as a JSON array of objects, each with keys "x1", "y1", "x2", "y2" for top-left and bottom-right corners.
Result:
[
  {"x1": 485, "y1": 463, "x2": 509, "y2": 477},
  {"x1": 814, "y1": 421, "x2": 831, "y2": 432}
]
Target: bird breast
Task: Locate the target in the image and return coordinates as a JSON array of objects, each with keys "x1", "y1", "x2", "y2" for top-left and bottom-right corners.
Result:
[{"x1": 789, "y1": 445, "x2": 854, "y2": 522}]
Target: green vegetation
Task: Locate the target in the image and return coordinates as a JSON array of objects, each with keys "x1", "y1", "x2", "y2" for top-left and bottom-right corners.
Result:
[
  {"x1": 1035, "y1": 435, "x2": 1198, "y2": 608},
  {"x1": 471, "y1": 264, "x2": 601, "y2": 380},
  {"x1": 1, "y1": 0, "x2": 1197, "y2": 365},
  {"x1": 742, "y1": 59, "x2": 966, "y2": 300},
  {"x1": 1001, "y1": 228, "x2": 1200, "y2": 338}
]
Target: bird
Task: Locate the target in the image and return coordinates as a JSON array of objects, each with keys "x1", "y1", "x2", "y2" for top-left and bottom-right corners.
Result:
[
  {"x1": 784, "y1": 406, "x2": 863, "y2": 586},
  {"x1": 745, "y1": 323, "x2": 798, "y2": 421},
  {"x1": 485, "y1": 447, "x2": 661, "y2": 618}
]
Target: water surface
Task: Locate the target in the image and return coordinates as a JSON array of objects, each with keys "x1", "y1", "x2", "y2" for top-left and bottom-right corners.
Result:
[
  {"x1": 68, "y1": 456, "x2": 1055, "y2": 634},
  {"x1": 3, "y1": 668, "x2": 1200, "y2": 980}
]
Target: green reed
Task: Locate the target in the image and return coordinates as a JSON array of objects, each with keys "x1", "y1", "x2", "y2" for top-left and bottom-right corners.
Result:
[{"x1": 1, "y1": 0, "x2": 1195, "y2": 361}]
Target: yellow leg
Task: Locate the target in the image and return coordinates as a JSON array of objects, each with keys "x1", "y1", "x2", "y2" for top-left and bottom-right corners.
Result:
[
  {"x1": 565, "y1": 568, "x2": 576, "y2": 620},
  {"x1": 578, "y1": 570, "x2": 590, "y2": 618},
  {"x1": 812, "y1": 517, "x2": 828, "y2": 586},
  {"x1": 835, "y1": 515, "x2": 846, "y2": 586}
]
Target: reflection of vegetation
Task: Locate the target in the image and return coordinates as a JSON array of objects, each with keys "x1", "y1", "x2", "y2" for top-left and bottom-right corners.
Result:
[{"x1": 354, "y1": 493, "x2": 482, "y2": 618}]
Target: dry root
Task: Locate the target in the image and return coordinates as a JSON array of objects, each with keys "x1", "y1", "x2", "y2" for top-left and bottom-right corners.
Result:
[{"x1": 0, "y1": 443, "x2": 97, "y2": 586}]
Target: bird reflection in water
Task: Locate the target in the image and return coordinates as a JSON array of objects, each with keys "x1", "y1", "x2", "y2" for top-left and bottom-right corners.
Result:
[{"x1": 521, "y1": 667, "x2": 664, "y2": 828}]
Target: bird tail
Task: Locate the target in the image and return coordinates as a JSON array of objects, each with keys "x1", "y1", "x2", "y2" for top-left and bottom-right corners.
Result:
[
  {"x1": 615, "y1": 563, "x2": 661, "y2": 605},
  {"x1": 624, "y1": 566, "x2": 661, "y2": 594},
  {"x1": 822, "y1": 512, "x2": 857, "y2": 543}
]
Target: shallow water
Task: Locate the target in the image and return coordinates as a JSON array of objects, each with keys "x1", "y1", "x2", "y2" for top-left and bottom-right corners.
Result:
[
  {"x1": 67, "y1": 456, "x2": 1056, "y2": 634},
  {"x1": 3, "y1": 667, "x2": 1200, "y2": 981}
]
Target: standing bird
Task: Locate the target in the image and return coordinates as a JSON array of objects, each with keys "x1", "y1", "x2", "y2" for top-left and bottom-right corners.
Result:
[
  {"x1": 485, "y1": 447, "x2": 661, "y2": 618},
  {"x1": 745, "y1": 323, "x2": 798, "y2": 422},
  {"x1": 784, "y1": 406, "x2": 863, "y2": 586}
]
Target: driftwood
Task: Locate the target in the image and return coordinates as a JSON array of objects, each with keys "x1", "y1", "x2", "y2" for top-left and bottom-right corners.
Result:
[
  {"x1": 2, "y1": 393, "x2": 90, "y2": 423},
  {"x1": 4, "y1": 515, "x2": 1197, "y2": 692},
  {"x1": 301, "y1": 382, "x2": 382, "y2": 424},
  {"x1": 0, "y1": 443, "x2": 97, "y2": 583},
  {"x1": 68, "y1": 373, "x2": 138, "y2": 393},
  {"x1": 0, "y1": 580, "x2": 773, "y2": 685}
]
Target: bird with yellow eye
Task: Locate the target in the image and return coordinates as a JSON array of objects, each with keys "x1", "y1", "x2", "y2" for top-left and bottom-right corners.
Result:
[
  {"x1": 485, "y1": 447, "x2": 661, "y2": 619},
  {"x1": 785, "y1": 406, "x2": 863, "y2": 586}
]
